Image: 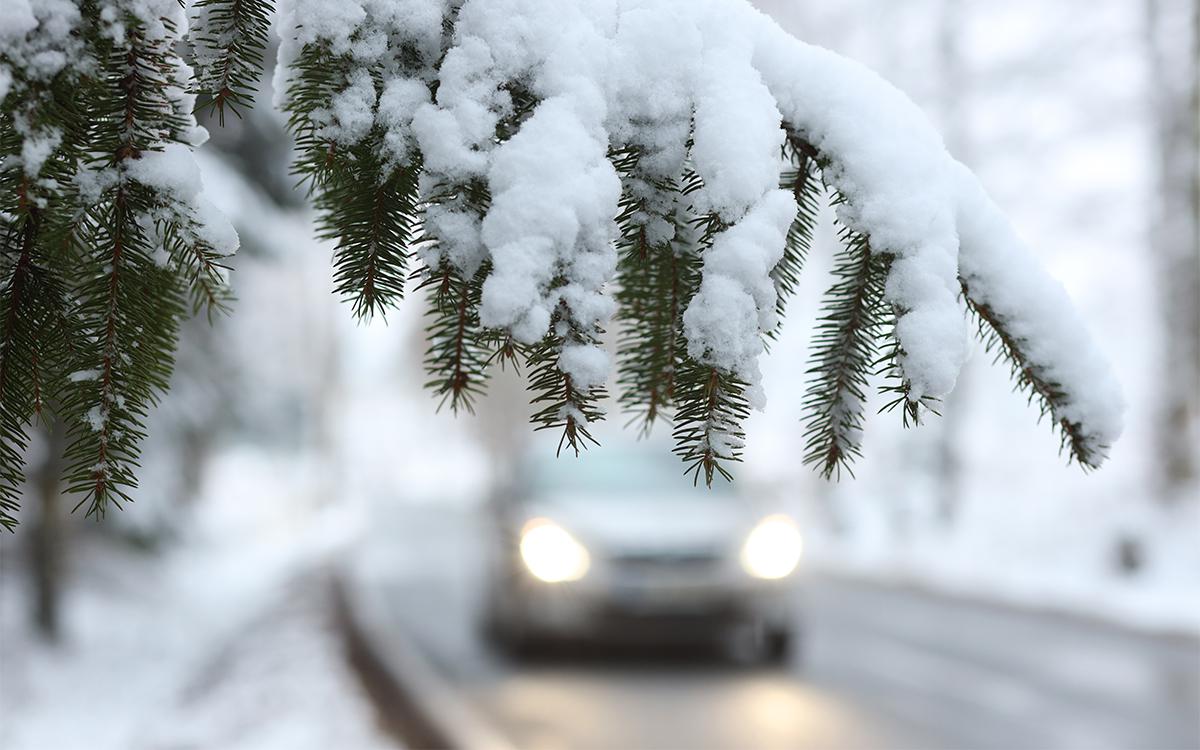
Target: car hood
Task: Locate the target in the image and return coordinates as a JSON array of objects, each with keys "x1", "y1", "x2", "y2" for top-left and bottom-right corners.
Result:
[{"x1": 521, "y1": 492, "x2": 752, "y2": 557}]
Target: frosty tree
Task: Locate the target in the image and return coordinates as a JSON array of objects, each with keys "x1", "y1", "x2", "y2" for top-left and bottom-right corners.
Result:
[{"x1": 0, "y1": 0, "x2": 1124, "y2": 530}]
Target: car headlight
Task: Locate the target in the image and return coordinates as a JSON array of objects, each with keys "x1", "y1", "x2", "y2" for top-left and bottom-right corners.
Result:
[
  {"x1": 519, "y1": 518, "x2": 590, "y2": 583},
  {"x1": 740, "y1": 514, "x2": 803, "y2": 580}
]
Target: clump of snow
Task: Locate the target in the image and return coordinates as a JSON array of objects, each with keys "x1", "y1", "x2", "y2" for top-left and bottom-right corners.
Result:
[
  {"x1": 0, "y1": 0, "x2": 81, "y2": 102},
  {"x1": 19, "y1": 127, "x2": 59, "y2": 176},
  {"x1": 953, "y1": 163, "x2": 1125, "y2": 458},
  {"x1": 326, "y1": 69, "x2": 377, "y2": 145},
  {"x1": 85, "y1": 405, "x2": 106, "y2": 432},
  {"x1": 377, "y1": 77, "x2": 431, "y2": 167},
  {"x1": 1, "y1": 0, "x2": 83, "y2": 180},
  {"x1": 126, "y1": 144, "x2": 240, "y2": 257},
  {"x1": 690, "y1": 24, "x2": 785, "y2": 222},
  {"x1": 683, "y1": 189, "x2": 797, "y2": 407},
  {"x1": 753, "y1": 20, "x2": 968, "y2": 402},
  {"x1": 559, "y1": 343, "x2": 611, "y2": 391},
  {"x1": 480, "y1": 97, "x2": 621, "y2": 348}
]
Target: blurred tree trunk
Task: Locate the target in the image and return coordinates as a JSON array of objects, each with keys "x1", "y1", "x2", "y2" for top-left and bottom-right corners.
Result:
[
  {"x1": 1146, "y1": 0, "x2": 1200, "y2": 504},
  {"x1": 29, "y1": 420, "x2": 66, "y2": 641}
]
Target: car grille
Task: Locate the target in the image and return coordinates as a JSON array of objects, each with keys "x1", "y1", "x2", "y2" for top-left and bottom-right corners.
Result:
[{"x1": 608, "y1": 551, "x2": 724, "y2": 571}]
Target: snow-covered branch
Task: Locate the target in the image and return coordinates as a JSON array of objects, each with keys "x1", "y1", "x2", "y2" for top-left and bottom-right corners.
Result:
[{"x1": 0, "y1": 0, "x2": 1125, "y2": 525}]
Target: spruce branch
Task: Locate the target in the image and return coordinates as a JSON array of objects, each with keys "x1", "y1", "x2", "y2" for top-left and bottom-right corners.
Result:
[
  {"x1": 0, "y1": 247, "x2": 35, "y2": 528},
  {"x1": 418, "y1": 262, "x2": 493, "y2": 414},
  {"x1": 63, "y1": 187, "x2": 186, "y2": 517},
  {"x1": 191, "y1": 0, "x2": 274, "y2": 124},
  {"x1": 876, "y1": 329, "x2": 942, "y2": 427},
  {"x1": 284, "y1": 41, "x2": 423, "y2": 319},
  {"x1": 283, "y1": 42, "x2": 352, "y2": 189},
  {"x1": 417, "y1": 174, "x2": 497, "y2": 411},
  {"x1": 669, "y1": 168, "x2": 753, "y2": 486},
  {"x1": 613, "y1": 151, "x2": 698, "y2": 435},
  {"x1": 0, "y1": 209, "x2": 71, "y2": 529},
  {"x1": 58, "y1": 18, "x2": 194, "y2": 518},
  {"x1": 961, "y1": 279, "x2": 1107, "y2": 468},
  {"x1": 672, "y1": 358, "x2": 751, "y2": 486},
  {"x1": 161, "y1": 219, "x2": 234, "y2": 319},
  {"x1": 527, "y1": 305, "x2": 607, "y2": 457},
  {"x1": 801, "y1": 222, "x2": 890, "y2": 479},
  {"x1": 0, "y1": 39, "x2": 88, "y2": 528},
  {"x1": 772, "y1": 131, "x2": 822, "y2": 329},
  {"x1": 0, "y1": 0, "x2": 1123, "y2": 532},
  {"x1": 321, "y1": 153, "x2": 420, "y2": 319}
]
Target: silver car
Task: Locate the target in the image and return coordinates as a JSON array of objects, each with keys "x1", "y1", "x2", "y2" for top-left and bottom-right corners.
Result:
[{"x1": 480, "y1": 449, "x2": 803, "y2": 663}]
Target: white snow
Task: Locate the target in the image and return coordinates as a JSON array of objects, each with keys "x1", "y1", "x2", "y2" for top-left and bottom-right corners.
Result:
[
  {"x1": 126, "y1": 144, "x2": 240, "y2": 257},
  {"x1": 953, "y1": 163, "x2": 1125, "y2": 459},
  {"x1": 0, "y1": 0, "x2": 81, "y2": 100},
  {"x1": 17, "y1": 125, "x2": 60, "y2": 177},
  {"x1": 752, "y1": 20, "x2": 968, "y2": 403},
  {"x1": 377, "y1": 77, "x2": 431, "y2": 167},
  {"x1": 326, "y1": 69, "x2": 377, "y2": 145},
  {"x1": 0, "y1": 453, "x2": 398, "y2": 750},
  {"x1": 683, "y1": 189, "x2": 797, "y2": 407},
  {"x1": 480, "y1": 96, "x2": 620, "y2": 350},
  {"x1": 559, "y1": 343, "x2": 612, "y2": 391},
  {"x1": 84, "y1": 405, "x2": 106, "y2": 432},
  {"x1": 690, "y1": 23, "x2": 785, "y2": 222}
]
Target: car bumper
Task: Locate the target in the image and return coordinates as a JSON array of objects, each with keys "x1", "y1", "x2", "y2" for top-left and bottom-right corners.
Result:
[{"x1": 495, "y1": 570, "x2": 796, "y2": 641}]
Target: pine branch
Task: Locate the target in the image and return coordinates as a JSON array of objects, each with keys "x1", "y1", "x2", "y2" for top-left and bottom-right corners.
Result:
[
  {"x1": 321, "y1": 153, "x2": 420, "y2": 319},
  {"x1": 772, "y1": 131, "x2": 822, "y2": 329},
  {"x1": 613, "y1": 151, "x2": 698, "y2": 434},
  {"x1": 962, "y1": 279, "x2": 1107, "y2": 468},
  {"x1": 0, "y1": 202, "x2": 74, "y2": 529},
  {"x1": 802, "y1": 222, "x2": 890, "y2": 479},
  {"x1": 284, "y1": 42, "x2": 353, "y2": 189},
  {"x1": 876, "y1": 326, "x2": 941, "y2": 427},
  {"x1": 0, "y1": 211, "x2": 47, "y2": 529},
  {"x1": 191, "y1": 0, "x2": 274, "y2": 124},
  {"x1": 0, "y1": 90, "x2": 81, "y2": 529},
  {"x1": 58, "y1": 19, "x2": 193, "y2": 518},
  {"x1": 162, "y1": 219, "x2": 234, "y2": 319},
  {"x1": 669, "y1": 166, "x2": 752, "y2": 485},
  {"x1": 63, "y1": 187, "x2": 185, "y2": 517},
  {"x1": 418, "y1": 262, "x2": 493, "y2": 414},
  {"x1": 527, "y1": 306, "x2": 607, "y2": 457},
  {"x1": 285, "y1": 43, "x2": 422, "y2": 319},
  {"x1": 672, "y1": 359, "x2": 751, "y2": 486}
]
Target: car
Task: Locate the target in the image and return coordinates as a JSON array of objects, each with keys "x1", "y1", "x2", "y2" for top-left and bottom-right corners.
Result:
[{"x1": 479, "y1": 447, "x2": 803, "y2": 663}]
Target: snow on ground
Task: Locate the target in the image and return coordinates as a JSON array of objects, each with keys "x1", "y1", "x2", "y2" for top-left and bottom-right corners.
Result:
[
  {"x1": 792, "y1": 491, "x2": 1200, "y2": 636},
  {"x1": 0, "y1": 450, "x2": 396, "y2": 750}
]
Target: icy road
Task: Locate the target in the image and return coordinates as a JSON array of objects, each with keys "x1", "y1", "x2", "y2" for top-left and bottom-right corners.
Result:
[{"x1": 358, "y1": 506, "x2": 1199, "y2": 750}]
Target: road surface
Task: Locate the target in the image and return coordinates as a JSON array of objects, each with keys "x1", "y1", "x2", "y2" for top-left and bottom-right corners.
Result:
[{"x1": 362, "y1": 506, "x2": 1199, "y2": 750}]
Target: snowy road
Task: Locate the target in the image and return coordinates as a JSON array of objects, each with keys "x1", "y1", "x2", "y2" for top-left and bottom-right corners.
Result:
[{"x1": 360, "y1": 506, "x2": 1199, "y2": 750}]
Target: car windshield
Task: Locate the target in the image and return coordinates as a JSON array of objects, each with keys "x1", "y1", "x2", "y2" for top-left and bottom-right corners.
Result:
[{"x1": 526, "y1": 450, "x2": 734, "y2": 500}]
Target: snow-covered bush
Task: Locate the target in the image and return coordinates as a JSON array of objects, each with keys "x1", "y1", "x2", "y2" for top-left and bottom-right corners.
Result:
[{"x1": 0, "y1": 0, "x2": 1124, "y2": 529}]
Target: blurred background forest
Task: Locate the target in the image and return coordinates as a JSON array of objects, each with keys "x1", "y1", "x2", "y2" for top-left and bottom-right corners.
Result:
[{"x1": 1, "y1": 1, "x2": 1197, "y2": 748}]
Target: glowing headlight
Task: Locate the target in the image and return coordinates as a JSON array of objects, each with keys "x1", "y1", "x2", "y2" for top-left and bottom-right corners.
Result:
[
  {"x1": 740, "y1": 514, "x2": 803, "y2": 580},
  {"x1": 519, "y1": 518, "x2": 590, "y2": 583}
]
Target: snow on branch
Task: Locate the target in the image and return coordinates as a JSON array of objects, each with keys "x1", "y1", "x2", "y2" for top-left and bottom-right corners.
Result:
[
  {"x1": 0, "y1": 0, "x2": 1125, "y2": 527},
  {"x1": 1, "y1": 0, "x2": 237, "y2": 525},
  {"x1": 268, "y1": 0, "x2": 1123, "y2": 478}
]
